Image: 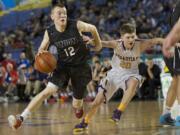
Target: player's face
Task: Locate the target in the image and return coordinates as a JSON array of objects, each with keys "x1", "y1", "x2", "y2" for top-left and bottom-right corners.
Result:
[
  {"x1": 51, "y1": 6, "x2": 67, "y2": 27},
  {"x1": 122, "y1": 33, "x2": 136, "y2": 49}
]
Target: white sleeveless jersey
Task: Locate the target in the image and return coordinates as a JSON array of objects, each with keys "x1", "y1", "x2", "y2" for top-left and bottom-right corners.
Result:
[{"x1": 111, "y1": 39, "x2": 141, "y2": 71}]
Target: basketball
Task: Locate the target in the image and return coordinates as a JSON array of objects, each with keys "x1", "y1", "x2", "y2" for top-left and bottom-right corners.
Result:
[{"x1": 34, "y1": 51, "x2": 57, "y2": 73}]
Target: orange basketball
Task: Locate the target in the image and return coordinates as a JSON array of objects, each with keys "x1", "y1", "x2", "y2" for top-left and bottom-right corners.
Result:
[{"x1": 34, "y1": 51, "x2": 57, "y2": 73}]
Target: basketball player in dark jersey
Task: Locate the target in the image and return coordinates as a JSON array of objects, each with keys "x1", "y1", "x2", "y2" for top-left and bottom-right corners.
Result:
[
  {"x1": 7, "y1": 3, "x2": 102, "y2": 130},
  {"x1": 160, "y1": 0, "x2": 180, "y2": 126}
]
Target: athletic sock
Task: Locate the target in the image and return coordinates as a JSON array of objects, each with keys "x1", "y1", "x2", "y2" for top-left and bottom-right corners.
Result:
[
  {"x1": 84, "y1": 116, "x2": 89, "y2": 124},
  {"x1": 92, "y1": 91, "x2": 96, "y2": 97},
  {"x1": 20, "y1": 109, "x2": 31, "y2": 121},
  {"x1": 118, "y1": 103, "x2": 126, "y2": 112},
  {"x1": 163, "y1": 106, "x2": 171, "y2": 115}
]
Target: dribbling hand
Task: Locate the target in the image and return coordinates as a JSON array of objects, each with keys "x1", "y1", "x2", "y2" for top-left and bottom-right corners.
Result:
[{"x1": 36, "y1": 50, "x2": 48, "y2": 58}]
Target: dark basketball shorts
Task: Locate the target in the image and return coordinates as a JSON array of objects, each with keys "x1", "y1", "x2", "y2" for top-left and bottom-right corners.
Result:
[
  {"x1": 164, "y1": 47, "x2": 180, "y2": 76},
  {"x1": 48, "y1": 63, "x2": 92, "y2": 99}
]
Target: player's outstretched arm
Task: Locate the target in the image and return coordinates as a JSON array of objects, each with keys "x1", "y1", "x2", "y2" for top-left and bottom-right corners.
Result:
[
  {"x1": 38, "y1": 30, "x2": 50, "y2": 53},
  {"x1": 101, "y1": 40, "x2": 117, "y2": 49},
  {"x1": 77, "y1": 21, "x2": 102, "y2": 51},
  {"x1": 163, "y1": 20, "x2": 180, "y2": 57},
  {"x1": 139, "y1": 38, "x2": 164, "y2": 52}
]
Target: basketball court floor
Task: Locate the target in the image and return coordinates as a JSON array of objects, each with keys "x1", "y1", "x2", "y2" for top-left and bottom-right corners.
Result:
[{"x1": 0, "y1": 101, "x2": 180, "y2": 135}]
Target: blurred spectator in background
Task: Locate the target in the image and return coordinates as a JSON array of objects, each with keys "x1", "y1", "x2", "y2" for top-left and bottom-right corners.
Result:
[
  {"x1": 24, "y1": 65, "x2": 41, "y2": 100},
  {"x1": 24, "y1": 41, "x2": 35, "y2": 63},
  {"x1": 0, "y1": 33, "x2": 5, "y2": 62},
  {"x1": 86, "y1": 56, "x2": 101, "y2": 101},
  {"x1": 1, "y1": 53, "x2": 16, "y2": 70},
  {"x1": 146, "y1": 59, "x2": 161, "y2": 99},
  {"x1": 16, "y1": 63, "x2": 30, "y2": 102},
  {"x1": 138, "y1": 59, "x2": 161, "y2": 100},
  {"x1": 4, "y1": 63, "x2": 18, "y2": 98},
  {"x1": 0, "y1": 64, "x2": 6, "y2": 96},
  {"x1": 102, "y1": 58, "x2": 111, "y2": 73},
  {"x1": 17, "y1": 51, "x2": 31, "y2": 69}
]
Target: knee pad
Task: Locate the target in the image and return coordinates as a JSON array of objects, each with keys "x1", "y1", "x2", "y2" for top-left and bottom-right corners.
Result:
[{"x1": 72, "y1": 98, "x2": 83, "y2": 109}]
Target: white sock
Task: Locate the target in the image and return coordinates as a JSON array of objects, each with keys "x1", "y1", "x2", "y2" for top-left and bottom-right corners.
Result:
[
  {"x1": 92, "y1": 91, "x2": 96, "y2": 97},
  {"x1": 88, "y1": 92, "x2": 93, "y2": 97},
  {"x1": 163, "y1": 106, "x2": 171, "y2": 115},
  {"x1": 21, "y1": 109, "x2": 31, "y2": 121},
  {"x1": 88, "y1": 93, "x2": 91, "y2": 97}
]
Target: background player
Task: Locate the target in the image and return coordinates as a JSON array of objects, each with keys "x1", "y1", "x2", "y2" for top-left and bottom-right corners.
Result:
[
  {"x1": 73, "y1": 23, "x2": 164, "y2": 132},
  {"x1": 7, "y1": 3, "x2": 102, "y2": 130},
  {"x1": 160, "y1": 0, "x2": 180, "y2": 126}
]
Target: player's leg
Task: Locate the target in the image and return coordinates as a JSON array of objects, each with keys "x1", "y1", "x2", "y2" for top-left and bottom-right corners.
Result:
[
  {"x1": 160, "y1": 76, "x2": 177, "y2": 126},
  {"x1": 8, "y1": 67, "x2": 69, "y2": 130},
  {"x1": 160, "y1": 47, "x2": 180, "y2": 126},
  {"x1": 84, "y1": 90, "x2": 105, "y2": 123},
  {"x1": 111, "y1": 77, "x2": 139, "y2": 122},
  {"x1": 8, "y1": 83, "x2": 58, "y2": 130},
  {"x1": 86, "y1": 80, "x2": 96, "y2": 101},
  {"x1": 175, "y1": 76, "x2": 180, "y2": 126},
  {"x1": 73, "y1": 90, "x2": 105, "y2": 132},
  {"x1": 74, "y1": 70, "x2": 118, "y2": 132},
  {"x1": 71, "y1": 63, "x2": 92, "y2": 118}
]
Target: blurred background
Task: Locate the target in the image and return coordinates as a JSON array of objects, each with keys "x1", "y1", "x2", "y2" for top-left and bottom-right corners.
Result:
[{"x1": 0, "y1": 0, "x2": 176, "y2": 103}]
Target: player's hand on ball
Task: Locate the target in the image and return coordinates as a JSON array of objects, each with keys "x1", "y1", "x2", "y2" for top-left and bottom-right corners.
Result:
[
  {"x1": 37, "y1": 50, "x2": 48, "y2": 55},
  {"x1": 34, "y1": 51, "x2": 57, "y2": 73},
  {"x1": 36, "y1": 50, "x2": 48, "y2": 59}
]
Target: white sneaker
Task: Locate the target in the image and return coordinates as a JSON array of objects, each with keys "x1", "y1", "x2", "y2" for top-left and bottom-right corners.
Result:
[{"x1": 8, "y1": 115, "x2": 23, "y2": 130}]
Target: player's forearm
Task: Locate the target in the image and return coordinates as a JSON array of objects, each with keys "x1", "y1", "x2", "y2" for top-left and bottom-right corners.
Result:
[
  {"x1": 101, "y1": 41, "x2": 111, "y2": 48},
  {"x1": 151, "y1": 38, "x2": 164, "y2": 46},
  {"x1": 101, "y1": 40, "x2": 117, "y2": 48},
  {"x1": 38, "y1": 44, "x2": 48, "y2": 52},
  {"x1": 140, "y1": 38, "x2": 163, "y2": 52},
  {"x1": 167, "y1": 20, "x2": 180, "y2": 46},
  {"x1": 38, "y1": 30, "x2": 50, "y2": 53},
  {"x1": 90, "y1": 27, "x2": 102, "y2": 51}
]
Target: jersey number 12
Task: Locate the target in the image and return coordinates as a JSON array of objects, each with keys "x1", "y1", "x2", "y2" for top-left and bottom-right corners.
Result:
[{"x1": 64, "y1": 47, "x2": 75, "y2": 57}]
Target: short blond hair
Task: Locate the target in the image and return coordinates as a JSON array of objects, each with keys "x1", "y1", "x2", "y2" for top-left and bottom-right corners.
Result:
[{"x1": 120, "y1": 23, "x2": 136, "y2": 35}]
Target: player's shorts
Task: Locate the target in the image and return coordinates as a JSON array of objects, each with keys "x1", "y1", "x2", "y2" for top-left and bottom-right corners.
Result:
[
  {"x1": 48, "y1": 63, "x2": 92, "y2": 99},
  {"x1": 98, "y1": 68, "x2": 142, "y2": 102},
  {"x1": 164, "y1": 46, "x2": 180, "y2": 76}
]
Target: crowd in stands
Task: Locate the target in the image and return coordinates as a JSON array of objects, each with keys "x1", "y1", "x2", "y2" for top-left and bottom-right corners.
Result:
[{"x1": 0, "y1": 0, "x2": 174, "y2": 102}]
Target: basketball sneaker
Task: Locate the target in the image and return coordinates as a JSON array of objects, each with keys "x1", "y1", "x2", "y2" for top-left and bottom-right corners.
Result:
[
  {"x1": 175, "y1": 116, "x2": 180, "y2": 126},
  {"x1": 111, "y1": 109, "x2": 122, "y2": 123},
  {"x1": 74, "y1": 107, "x2": 84, "y2": 119},
  {"x1": 8, "y1": 115, "x2": 23, "y2": 130},
  {"x1": 159, "y1": 113, "x2": 175, "y2": 126},
  {"x1": 73, "y1": 119, "x2": 88, "y2": 133}
]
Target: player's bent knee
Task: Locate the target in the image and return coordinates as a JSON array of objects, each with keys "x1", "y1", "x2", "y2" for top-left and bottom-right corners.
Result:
[
  {"x1": 72, "y1": 98, "x2": 83, "y2": 109},
  {"x1": 40, "y1": 86, "x2": 58, "y2": 99},
  {"x1": 92, "y1": 99, "x2": 103, "y2": 107},
  {"x1": 92, "y1": 95, "x2": 104, "y2": 106}
]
